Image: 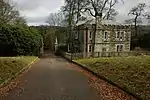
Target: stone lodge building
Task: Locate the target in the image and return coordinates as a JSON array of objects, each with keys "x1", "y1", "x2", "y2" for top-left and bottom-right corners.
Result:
[{"x1": 72, "y1": 19, "x2": 132, "y2": 57}]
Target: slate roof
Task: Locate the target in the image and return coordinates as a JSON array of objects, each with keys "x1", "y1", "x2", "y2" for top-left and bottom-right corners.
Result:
[{"x1": 76, "y1": 19, "x2": 131, "y2": 26}]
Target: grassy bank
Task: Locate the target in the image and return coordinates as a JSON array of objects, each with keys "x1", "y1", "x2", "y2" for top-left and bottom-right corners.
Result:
[
  {"x1": 0, "y1": 56, "x2": 37, "y2": 85},
  {"x1": 75, "y1": 56, "x2": 150, "y2": 100}
]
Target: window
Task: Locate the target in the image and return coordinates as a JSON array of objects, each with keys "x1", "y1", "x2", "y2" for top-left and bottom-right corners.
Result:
[
  {"x1": 75, "y1": 32, "x2": 78, "y2": 39},
  {"x1": 116, "y1": 32, "x2": 120, "y2": 39},
  {"x1": 102, "y1": 48, "x2": 107, "y2": 52},
  {"x1": 90, "y1": 40, "x2": 92, "y2": 43},
  {"x1": 120, "y1": 45, "x2": 123, "y2": 51},
  {"x1": 104, "y1": 32, "x2": 107, "y2": 39},
  {"x1": 116, "y1": 31, "x2": 124, "y2": 40},
  {"x1": 92, "y1": 24, "x2": 95, "y2": 28},
  {"x1": 103, "y1": 31, "x2": 108, "y2": 40},
  {"x1": 89, "y1": 32, "x2": 92, "y2": 38},
  {"x1": 117, "y1": 45, "x2": 119, "y2": 52},
  {"x1": 120, "y1": 32, "x2": 124, "y2": 40},
  {"x1": 117, "y1": 45, "x2": 123, "y2": 52},
  {"x1": 89, "y1": 45, "x2": 92, "y2": 52}
]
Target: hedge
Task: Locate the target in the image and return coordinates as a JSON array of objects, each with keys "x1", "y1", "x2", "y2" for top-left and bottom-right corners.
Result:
[{"x1": 0, "y1": 25, "x2": 42, "y2": 56}]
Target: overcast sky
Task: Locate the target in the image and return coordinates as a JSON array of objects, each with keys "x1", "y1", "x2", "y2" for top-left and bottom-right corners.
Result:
[{"x1": 12, "y1": 0, "x2": 150, "y2": 26}]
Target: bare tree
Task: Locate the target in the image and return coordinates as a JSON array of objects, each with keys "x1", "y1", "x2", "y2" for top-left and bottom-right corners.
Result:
[
  {"x1": 46, "y1": 13, "x2": 57, "y2": 26},
  {"x1": 62, "y1": 0, "x2": 89, "y2": 26},
  {"x1": 128, "y1": 3, "x2": 147, "y2": 36},
  {"x1": 85, "y1": 0, "x2": 121, "y2": 20},
  {"x1": 0, "y1": 0, "x2": 20, "y2": 24},
  {"x1": 61, "y1": 0, "x2": 89, "y2": 59},
  {"x1": 61, "y1": 0, "x2": 123, "y2": 57},
  {"x1": 84, "y1": 0, "x2": 123, "y2": 56},
  {"x1": 61, "y1": 0, "x2": 76, "y2": 59},
  {"x1": 62, "y1": 0, "x2": 75, "y2": 27},
  {"x1": 13, "y1": 16, "x2": 27, "y2": 25},
  {"x1": 145, "y1": 5, "x2": 150, "y2": 19},
  {"x1": 144, "y1": 12, "x2": 150, "y2": 22},
  {"x1": 46, "y1": 12, "x2": 65, "y2": 26},
  {"x1": 75, "y1": 0, "x2": 89, "y2": 23},
  {"x1": 125, "y1": 18, "x2": 142, "y2": 25}
]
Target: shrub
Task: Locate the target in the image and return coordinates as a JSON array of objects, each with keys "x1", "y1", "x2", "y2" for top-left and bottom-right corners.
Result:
[{"x1": 0, "y1": 25, "x2": 42, "y2": 56}]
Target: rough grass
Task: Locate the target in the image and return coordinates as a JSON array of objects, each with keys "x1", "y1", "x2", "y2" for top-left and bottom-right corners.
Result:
[
  {"x1": 75, "y1": 56, "x2": 150, "y2": 100},
  {"x1": 0, "y1": 56, "x2": 37, "y2": 85}
]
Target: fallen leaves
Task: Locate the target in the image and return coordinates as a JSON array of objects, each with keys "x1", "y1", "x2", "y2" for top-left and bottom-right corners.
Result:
[
  {"x1": 70, "y1": 63, "x2": 136, "y2": 100},
  {"x1": 0, "y1": 79, "x2": 20, "y2": 96},
  {"x1": 0, "y1": 57, "x2": 37, "y2": 97},
  {"x1": 75, "y1": 56, "x2": 150, "y2": 100}
]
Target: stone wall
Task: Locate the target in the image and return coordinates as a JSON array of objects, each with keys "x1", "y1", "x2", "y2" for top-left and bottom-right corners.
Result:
[
  {"x1": 73, "y1": 21, "x2": 132, "y2": 57},
  {"x1": 93, "y1": 24, "x2": 131, "y2": 53}
]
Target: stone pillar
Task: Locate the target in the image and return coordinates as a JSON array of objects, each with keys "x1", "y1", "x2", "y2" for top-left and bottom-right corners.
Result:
[{"x1": 55, "y1": 37, "x2": 58, "y2": 52}]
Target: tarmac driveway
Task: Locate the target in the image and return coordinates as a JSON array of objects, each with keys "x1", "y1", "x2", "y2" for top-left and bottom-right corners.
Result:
[{"x1": 0, "y1": 55, "x2": 101, "y2": 100}]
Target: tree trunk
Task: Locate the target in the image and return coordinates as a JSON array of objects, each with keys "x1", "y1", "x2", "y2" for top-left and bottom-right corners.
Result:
[
  {"x1": 134, "y1": 16, "x2": 138, "y2": 37},
  {"x1": 133, "y1": 16, "x2": 138, "y2": 49},
  {"x1": 92, "y1": 18, "x2": 97, "y2": 57},
  {"x1": 92, "y1": 14, "x2": 102, "y2": 57}
]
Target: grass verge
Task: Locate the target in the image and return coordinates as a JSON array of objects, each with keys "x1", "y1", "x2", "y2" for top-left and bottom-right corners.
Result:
[
  {"x1": 75, "y1": 56, "x2": 150, "y2": 100},
  {"x1": 0, "y1": 56, "x2": 37, "y2": 85}
]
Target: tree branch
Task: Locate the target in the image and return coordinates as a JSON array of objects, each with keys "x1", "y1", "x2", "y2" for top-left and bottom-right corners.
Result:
[
  {"x1": 101, "y1": 0, "x2": 109, "y2": 14},
  {"x1": 85, "y1": 8, "x2": 95, "y2": 17},
  {"x1": 103, "y1": 0, "x2": 117, "y2": 19}
]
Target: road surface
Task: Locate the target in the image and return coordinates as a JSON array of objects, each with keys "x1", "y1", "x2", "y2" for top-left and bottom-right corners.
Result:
[{"x1": 0, "y1": 55, "x2": 101, "y2": 100}]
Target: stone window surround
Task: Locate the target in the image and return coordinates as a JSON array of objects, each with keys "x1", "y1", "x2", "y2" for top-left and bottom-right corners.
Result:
[
  {"x1": 103, "y1": 31, "x2": 109, "y2": 41},
  {"x1": 89, "y1": 31, "x2": 92, "y2": 38},
  {"x1": 116, "y1": 44, "x2": 124, "y2": 52},
  {"x1": 74, "y1": 31, "x2": 78, "y2": 39},
  {"x1": 116, "y1": 31, "x2": 125, "y2": 41},
  {"x1": 102, "y1": 48, "x2": 107, "y2": 52},
  {"x1": 89, "y1": 45, "x2": 92, "y2": 52}
]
